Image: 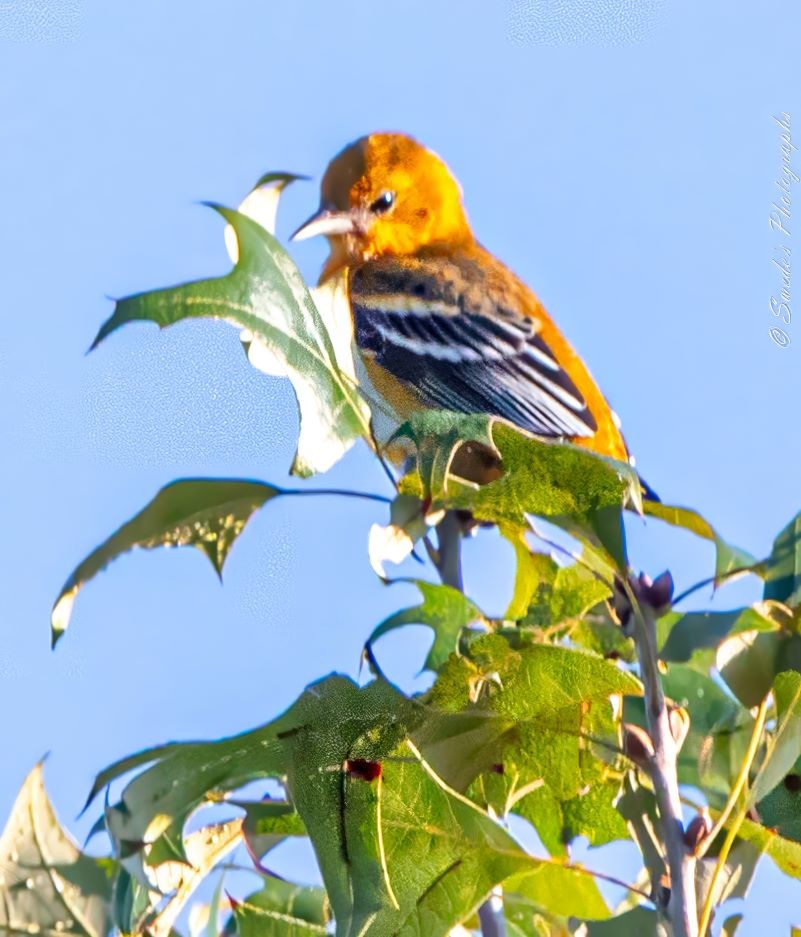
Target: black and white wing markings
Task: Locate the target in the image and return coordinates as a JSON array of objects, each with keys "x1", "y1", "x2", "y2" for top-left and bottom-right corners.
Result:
[{"x1": 350, "y1": 272, "x2": 598, "y2": 439}]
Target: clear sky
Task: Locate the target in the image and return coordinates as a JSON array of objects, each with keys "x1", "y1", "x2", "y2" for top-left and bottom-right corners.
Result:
[{"x1": 1, "y1": 0, "x2": 799, "y2": 932}]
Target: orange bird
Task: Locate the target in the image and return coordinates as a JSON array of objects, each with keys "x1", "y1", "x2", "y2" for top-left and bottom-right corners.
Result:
[{"x1": 292, "y1": 132, "x2": 638, "y2": 472}]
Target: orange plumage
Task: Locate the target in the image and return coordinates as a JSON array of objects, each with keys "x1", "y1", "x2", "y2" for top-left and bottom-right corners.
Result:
[{"x1": 293, "y1": 132, "x2": 634, "y2": 467}]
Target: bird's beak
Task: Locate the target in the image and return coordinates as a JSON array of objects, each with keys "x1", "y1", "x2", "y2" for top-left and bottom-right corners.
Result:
[{"x1": 290, "y1": 206, "x2": 357, "y2": 241}]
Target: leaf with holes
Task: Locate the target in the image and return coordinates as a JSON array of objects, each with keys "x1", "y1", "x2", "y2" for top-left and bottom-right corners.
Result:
[{"x1": 395, "y1": 413, "x2": 639, "y2": 568}]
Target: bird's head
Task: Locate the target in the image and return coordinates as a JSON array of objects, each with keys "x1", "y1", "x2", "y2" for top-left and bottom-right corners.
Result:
[{"x1": 292, "y1": 132, "x2": 472, "y2": 278}]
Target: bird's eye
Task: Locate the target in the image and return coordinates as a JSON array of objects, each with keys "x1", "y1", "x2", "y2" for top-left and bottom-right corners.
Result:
[{"x1": 369, "y1": 191, "x2": 395, "y2": 215}]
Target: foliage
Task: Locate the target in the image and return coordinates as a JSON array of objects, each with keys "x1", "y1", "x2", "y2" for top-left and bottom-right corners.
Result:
[{"x1": 6, "y1": 171, "x2": 801, "y2": 937}]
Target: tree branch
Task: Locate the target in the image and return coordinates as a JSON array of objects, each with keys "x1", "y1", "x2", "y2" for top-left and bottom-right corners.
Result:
[
  {"x1": 433, "y1": 511, "x2": 506, "y2": 937},
  {"x1": 630, "y1": 585, "x2": 698, "y2": 937}
]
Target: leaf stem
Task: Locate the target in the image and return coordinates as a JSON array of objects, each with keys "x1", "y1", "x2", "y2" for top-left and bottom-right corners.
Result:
[
  {"x1": 282, "y1": 487, "x2": 392, "y2": 504},
  {"x1": 670, "y1": 564, "x2": 760, "y2": 607},
  {"x1": 694, "y1": 696, "x2": 769, "y2": 860},
  {"x1": 630, "y1": 586, "x2": 698, "y2": 937}
]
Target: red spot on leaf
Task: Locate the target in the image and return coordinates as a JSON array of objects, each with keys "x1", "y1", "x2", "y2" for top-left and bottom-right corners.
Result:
[{"x1": 345, "y1": 759, "x2": 382, "y2": 782}]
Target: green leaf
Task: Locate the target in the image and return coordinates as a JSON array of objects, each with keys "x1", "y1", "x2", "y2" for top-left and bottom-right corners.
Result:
[
  {"x1": 643, "y1": 501, "x2": 757, "y2": 580},
  {"x1": 733, "y1": 814, "x2": 801, "y2": 880},
  {"x1": 583, "y1": 907, "x2": 663, "y2": 935},
  {"x1": 659, "y1": 610, "x2": 745, "y2": 663},
  {"x1": 521, "y1": 559, "x2": 611, "y2": 630},
  {"x1": 560, "y1": 781, "x2": 629, "y2": 846},
  {"x1": 395, "y1": 413, "x2": 639, "y2": 566},
  {"x1": 51, "y1": 478, "x2": 280, "y2": 646},
  {"x1": 717, "y1": 627, "x2": 801, "y2": 709},
  {"x1": 99, "y1": 676, "x2": 413, "y2": 854},
  {"x1": 756, "y1": 756, "x2": 801, "y2": 842},
  {"x1": 431, "y1": 634, "x2": 641, "y2": 726},
  {"x1": 356, "y1": 752, "x2": 611, "y2": 933},
  {"x1": 433, "y1": 634, "x2": 637, "y2": 851},
  {"x1": 411, "y1": 709, "x2": 514, "y2": 793},
  {"x1": 367, "y1": 579, "x2": 484, "y2": 672},
  {"x1": 749, "y1": 671, "x2": 801, "y2": 804},
  {"x1": 84, "y1": 741, "x2": 185, "y2": 813},
  {"x1": 503, "y1": 892, "x2": 572, "y2": 936},
  {"x1": 98, "y1": 670, "x2": 614, "y2": 934},
  {"x1": 501, "y1": 526, "x2": 554, "y2": 620},
  {"x1": 112, "y1": 867, "x2": 153, "y2": 935},
  {"x1": 0, "y1": 764, "x2": 113, "y2": 937},
  {"x1": 764, "y1": 511, "x2": 801, "y2": 606},
  {"x1": 510, "y1": 777, "x2": 628, "y2": 858},
  {"x1": 231, "y1": 799, "x2": 307, "y2": 861},
  {"x1": 231, "y1": 878, "x2": 330, "y2": 935},
  {"x1": 93, "y1": 205, "x2": 370, "y2": 477}
]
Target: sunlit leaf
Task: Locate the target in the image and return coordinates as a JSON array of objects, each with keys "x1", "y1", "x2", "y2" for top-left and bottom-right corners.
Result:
[
  {"x1": 51, "y1": 478, "x2": 281, "y2": 646},
  {"x1": 431, "y1": 633, "x2": 641, "y2": 718},
  {"x1": 521, "y1": 559, "x2": 611, "y2": 630},
  {"x1": 0, "y1": 764, "x2": 113, "y2": 937},
  {"x1": 223, "y1": 171, "x2": 308, "y2": 264},
  {"x1": 433, "y1": 633, "x2": 638, "y2": 850},
  {"x1": 366, "y1": 494, "x2": 439, "y2": 578},
  {"x1": 314, "y1": 746, "x2": 613, "y2": 933},
  {"x1": 501, "y1": 526, "x2": 553, "y2": 620},
  {"x1": 144, "y1": 820, "x2": 242, "y2": 937}
]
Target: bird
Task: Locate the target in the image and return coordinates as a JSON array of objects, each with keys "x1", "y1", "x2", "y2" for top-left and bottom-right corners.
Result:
[{"x1": 291, "y1": 131, "x2": 644, "y2": 485}]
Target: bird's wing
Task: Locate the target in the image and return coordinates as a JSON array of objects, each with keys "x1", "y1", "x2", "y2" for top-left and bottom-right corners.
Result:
[{"x1": 350, "y1": 255, "x2": 597, "y2": 438}]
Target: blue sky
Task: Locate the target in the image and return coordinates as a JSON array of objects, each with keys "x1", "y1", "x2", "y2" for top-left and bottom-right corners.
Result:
[{"x1": 1, "y1": 0, "x2": 799, "y2": 931}]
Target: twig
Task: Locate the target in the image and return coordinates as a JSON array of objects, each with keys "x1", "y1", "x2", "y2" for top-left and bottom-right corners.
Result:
[
  {"x1": 697, "y1": 798, "x2": 749, "y2": 937},
  {"x1": 629, "y1": 586, "x2": 698, "y2": 936},
  {"x1": 433, "y1": 511, "x2": 505, "y2": 937},
  {"x1": 433, "y1": 511, "x2": 464, "y2": 591}
]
